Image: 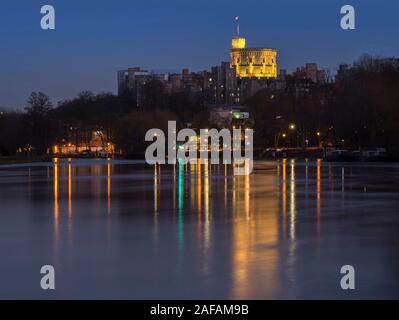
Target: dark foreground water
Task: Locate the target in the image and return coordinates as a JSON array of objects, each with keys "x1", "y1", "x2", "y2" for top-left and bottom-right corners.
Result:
[{"x1": 0, "y1": 159, "x2": 398, "y2": 299}]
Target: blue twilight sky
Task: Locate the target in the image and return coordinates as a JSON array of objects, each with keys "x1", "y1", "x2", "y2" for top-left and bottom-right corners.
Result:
[{"x1": 0, "y1": 0, "x2": 398, "y2": 109}]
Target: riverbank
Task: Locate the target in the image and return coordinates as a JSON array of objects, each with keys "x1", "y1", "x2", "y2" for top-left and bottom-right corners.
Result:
[{"x1": 0, "y1": 156, "x2": 52, "y2": 165}]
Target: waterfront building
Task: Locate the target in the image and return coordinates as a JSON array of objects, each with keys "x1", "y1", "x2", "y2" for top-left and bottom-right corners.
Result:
[
  {"x1": 209, "y1": 105, "x2": 251, "y2": 129},
  {"x1": 53, "y1": 130, "x2": 115, "y2": 156}
]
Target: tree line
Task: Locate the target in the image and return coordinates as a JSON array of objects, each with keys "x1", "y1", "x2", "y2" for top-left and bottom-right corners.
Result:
[
  {"x1": 246, "y1": 54, "x2": 399, "y2": 156},
  {"x1": 0, "y1": 83, "x2": 207, "y2": 158},
  {"x1": 1, "y1": 54, "x2": 399, "y2": 158}
]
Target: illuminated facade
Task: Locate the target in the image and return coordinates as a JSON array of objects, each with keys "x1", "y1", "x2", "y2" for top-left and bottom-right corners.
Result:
[
  {"x1": 53, "y1": 130, "x2": 115, "y2": 156},
  {"x1": 230, "y1": 37, "x2": 277, "y2": 79}
]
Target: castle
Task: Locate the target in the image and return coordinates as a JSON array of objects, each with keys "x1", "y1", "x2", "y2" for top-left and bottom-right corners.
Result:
[{"x1": 230, "y1": 17, "x2": 277, "y2": 79}]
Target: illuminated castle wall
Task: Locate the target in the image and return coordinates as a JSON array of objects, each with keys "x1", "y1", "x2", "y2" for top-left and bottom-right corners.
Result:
[{"x1": 230, "y1": 37, "x2": 277, "y2": 79}]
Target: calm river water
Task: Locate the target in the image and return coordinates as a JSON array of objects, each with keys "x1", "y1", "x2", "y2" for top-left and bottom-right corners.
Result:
[{"x1": 0, "y1": 159, "x2": 398, "y2": 299}]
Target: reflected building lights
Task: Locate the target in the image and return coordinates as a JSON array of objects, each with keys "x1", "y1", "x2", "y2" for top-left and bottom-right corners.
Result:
[
  {"x1": 68, "y1": 159, "x2": 72, "y2": 219},
  {"x1": 53, "y1": 159, "x2": 59, "y2": 228},
  {"x1": 153, "y1": 164, "x2": 160, "y2": 243},
  {"x1": 224, "y1": 163, "x2": 228, "y2": 210},
  {"x1": 287, "y1": 159, "x2": 297, "y2": 286},
  {"x1": 107, "y1": 159, "x2": 111, "y2": 215},
  {"x1": 196, "y1": 160, "x2": 202, "y2": 246},
  {"x1": 190, "y1": 163, "x2": 196, "y2": 209},
  {"x1": 173, "y1": 163, "x2": 176, "y2": 211},
  {"x1": 67, "y1": 159, "x2": 73, "y2": 242},
  {"x1": 177, "y1": 160, "x2": 184, "y2": 250},
  {"x1": 197, "y1": 159, "x2": 202, "y2": 217},
  {"x1": 317, "y1": 159, "x2": 321, "y2": 234},
  {"x1": 244, "y1": 173, "x2": 250, "y2": 220},
  {"x1": 53, "y1": 158, "x2": 60, "y2": 262},
  {"x1": 204, "y1": 162, "x2": 210, "y2": 249},
  {"x1": 290, "y1": 159, "x2": 296, "y2": 240},
  {"x1": 281, "y1": 159, "x2": 287, "y2": 239},
  {"x1": 232, "y1": 173, "x2": 236, "y2": 206},
  {"x1": 154, "y1": 164, "x2": 158, "y2": 215},
  {"x1": 231, "y1": 162, "x2": 279, "y2": 299}
]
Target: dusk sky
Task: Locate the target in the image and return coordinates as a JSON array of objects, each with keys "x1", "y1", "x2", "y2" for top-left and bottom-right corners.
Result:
[{"x1": 0, "y1": 0, "x2": 398, "y2": 109}]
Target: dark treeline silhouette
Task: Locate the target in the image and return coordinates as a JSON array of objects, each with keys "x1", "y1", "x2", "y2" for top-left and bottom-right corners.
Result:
[
  {"x1": 0, "y1": 92, "x2": 54, "y2": 156},
  {"x1": 1, "y1": 54, "x2": 399, "y2": 158},
  {"x1": 0, "y1": 80, "x2": 207, "y2": 158},
  {"x1": 245, "y1": 54, "x2": 399, "y2": 156}
]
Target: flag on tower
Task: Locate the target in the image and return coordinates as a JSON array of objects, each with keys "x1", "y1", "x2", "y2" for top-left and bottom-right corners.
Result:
[{"x1": 235, "y1": 16, "x2": 240, "y2": 36}]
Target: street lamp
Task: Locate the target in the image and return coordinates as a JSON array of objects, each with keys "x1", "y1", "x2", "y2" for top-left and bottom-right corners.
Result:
[{"x1": 289, "y1": 123, "x2": 296, "y2": 130}]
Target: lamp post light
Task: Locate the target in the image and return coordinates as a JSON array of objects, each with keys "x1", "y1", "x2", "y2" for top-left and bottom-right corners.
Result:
[
  {"x1": 316, "y1": 131, "x2": 321, "y2": 147},
  {"x1": 288, "y1": 123, "x2": 296, "y2": 147}
]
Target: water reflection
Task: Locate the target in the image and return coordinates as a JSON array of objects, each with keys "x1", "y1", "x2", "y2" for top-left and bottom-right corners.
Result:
[
  {"x1": 48, "y1": 158, "x2": 314, "y2": 296},
  {"x1": 68, "y1": 159, "x2": 73, "y2": 243},
  {"x1": 231, "y1": 165, "x2": 279, "y2": 298},
  {"x1": 290, "y1": 159, "x2": 296, "y2": 240},
  {"x1": 107, "y1": 159, "x2": 111, "y2": 215},
  {"x1": 53, "y1": 158, "x2": 60, "y2": 265},
  {"x1": 282, "y1": 159, "x2": 287, "y2": 239},
  {"x1": 177, "y1": 160, "x2": 184, "y2": 251},
  {"x1": 53, "y1": 159, "x2": 59, "y2": 231},
  {"x1": 10, "y1": 158, "x2": 396, "y2": 299},
  {"x1": 203, "y1": 161, "x2": 210, "y2": 249},
  {"x1": 68, "y1": 159, "x2": 72, "y2": 219},
  {"x1": 287, "y1": 159, "x2": 297, "y2": 288},
  {"x1": 317, "y1": 159, "x2": 321, "y2": 234}
]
